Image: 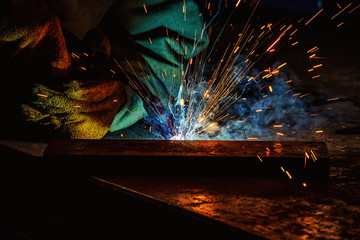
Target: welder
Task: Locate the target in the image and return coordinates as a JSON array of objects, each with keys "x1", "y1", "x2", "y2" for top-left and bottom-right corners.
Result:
[{"x1": 0, "y1": 0, "x2": 208, "y2": 140}]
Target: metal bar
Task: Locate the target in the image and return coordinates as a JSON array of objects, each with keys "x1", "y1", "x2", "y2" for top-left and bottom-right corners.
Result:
[{"x1": 45, "y1": 139, "x2": 329, "y2": 178}]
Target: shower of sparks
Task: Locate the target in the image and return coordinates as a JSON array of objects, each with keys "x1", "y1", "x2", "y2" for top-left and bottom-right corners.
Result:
[{"x1": 107, "y1": 0, "x2": 353, "y2": 144}]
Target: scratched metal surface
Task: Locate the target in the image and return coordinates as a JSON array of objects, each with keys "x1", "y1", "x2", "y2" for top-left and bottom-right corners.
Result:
[{"x1": 100, "y1": 151, "x2": 360, "y2": 239}]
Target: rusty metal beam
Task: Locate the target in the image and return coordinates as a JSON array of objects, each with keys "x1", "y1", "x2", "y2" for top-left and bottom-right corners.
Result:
[{"x1": 44, "y1": 139, "x2": 329, "y2": 178}]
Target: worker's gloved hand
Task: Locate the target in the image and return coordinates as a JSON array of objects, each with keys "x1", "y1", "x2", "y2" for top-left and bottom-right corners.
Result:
[
  {"x1": 21, "y1": 28, "x2": 126, "y2": 139},
  {"x1": 22, "y1": 77, "x2": 125, "y2": 139}
]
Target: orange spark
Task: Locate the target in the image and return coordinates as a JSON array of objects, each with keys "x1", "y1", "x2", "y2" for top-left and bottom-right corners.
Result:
[
  {"x1": 285, "y1": 171, "x2": 292, "y2": 179},
  {"x1": 277, "y1": 62, "x2": 287, "y2": 69},
  {"x1": 305, "y1": 9, "x2": 323, "y2": 26},
  {"x1": 349, "y1": 3, "x2": 360, "y2": 14},
  {"x1": 307, "y1": 46, "x2": 319, "y2": 53},
  {"x1": 331, "y1": 3, "x2": 352, "y2": 20}
]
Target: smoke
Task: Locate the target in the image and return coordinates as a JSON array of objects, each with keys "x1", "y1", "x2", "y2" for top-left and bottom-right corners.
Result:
[{"x1": 214, "y1": 62, "x2": 321, "y2": 140}]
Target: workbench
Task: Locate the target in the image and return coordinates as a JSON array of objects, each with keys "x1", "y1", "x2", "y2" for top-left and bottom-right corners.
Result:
[{"x1": 1, "y1": 137, "x2": 359, "y2": 239}]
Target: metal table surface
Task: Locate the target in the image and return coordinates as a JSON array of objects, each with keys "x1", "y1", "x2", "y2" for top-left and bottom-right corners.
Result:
[{"x1": 92, "y1": 154, "x2": 360, "y2": 240}]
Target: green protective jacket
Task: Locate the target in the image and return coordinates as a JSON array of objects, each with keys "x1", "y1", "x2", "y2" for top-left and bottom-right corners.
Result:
[{"x1": 0, "y1": 0, "x2": 208, "y2": 139}]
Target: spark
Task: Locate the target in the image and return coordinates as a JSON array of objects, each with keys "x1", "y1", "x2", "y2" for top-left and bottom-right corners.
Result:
[
  {"x1": 349, "y1": 3, "x2": 360, "y2": 14},
  {"x1": 71, "y1": 53, "x2": 80, "y2": 59},
  {"x1": 300, "y1": 93, "x2": 311, "y2": 98},
  {"x1": 337, "y1": 22, "x2": 344, "y2": 28},
  {"x1": 310, "y1": 150, "x2": 317, "y2": 161},
  {"x1": 285, "y1": 87, "x2": 296, "y2": 94},
  {"x1": 285, "y1": 171, "x2": 292, "y2": 179},
  {"x1": 331, "y1": 3, "x2": 352, "y2": 20},
  {"x1": 273, "y1": 125, "x2": 282, "y2": 128},
  {"x1": 302, "y1": 182, "x2": 307, "y2": 187},
  {"x1": 290, "y1": 29, "x2": 298, "y2": 36},
  {"x1": 143, "y1": 4, "x2": 148, "y2": 14},
  {"x1": 277, "y1": 62, "x2": 287, "y2": 69},
  {"x1": 305, "y1": 8, "x2": 323, "y2": 26},
  {"x1": 327, "y1": 97, "x2": 339, "y2": 101},
  {"x1": 257, "y1": 155, "x2": 263, "y2": 162},
  {"x1": 236, "y1": 0, "x2": 241, "y2": 7},
  {"x1": 307, "y1": 46, "x2": 319, "y2": 53},
  {"x1": 266, "y1": 25, "x2": 292, "y2": 52}
]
